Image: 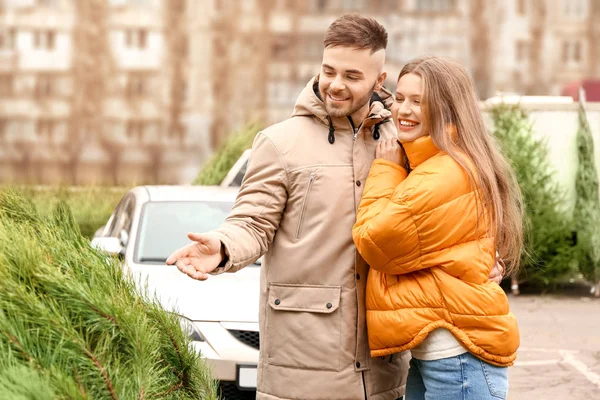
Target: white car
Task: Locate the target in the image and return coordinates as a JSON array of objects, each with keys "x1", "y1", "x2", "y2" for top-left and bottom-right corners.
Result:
[{"x1": 91, "y1": 185, "x2": 259, "y2": 399}]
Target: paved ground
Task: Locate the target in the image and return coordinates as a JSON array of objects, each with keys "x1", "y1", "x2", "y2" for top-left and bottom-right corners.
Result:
[{"x1": 508, "y1": 295, "x2": 600, "y2": 399}]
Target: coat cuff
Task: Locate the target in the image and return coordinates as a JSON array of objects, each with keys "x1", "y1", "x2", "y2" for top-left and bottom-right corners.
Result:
[{"x1": 209, "y1": 231, "x2": 234, "y2": 275}]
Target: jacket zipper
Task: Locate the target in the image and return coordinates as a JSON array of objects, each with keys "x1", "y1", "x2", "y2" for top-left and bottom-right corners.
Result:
[
  {"x1": 348, "y1": 116, "x2": 362, "y2": 141},
  {"x1": 296, "y1": 172, "x2": 316, "y2": 239}
]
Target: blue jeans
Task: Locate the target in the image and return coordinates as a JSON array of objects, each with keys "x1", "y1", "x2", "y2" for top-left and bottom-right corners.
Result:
[{"x1": 406, "y1": 352, "x2": 508, "y2": 400}]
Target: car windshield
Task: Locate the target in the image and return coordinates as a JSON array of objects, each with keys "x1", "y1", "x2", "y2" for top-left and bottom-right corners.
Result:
[{"x1": 135, "y1": 201, "x2": 233, "y2": 264}]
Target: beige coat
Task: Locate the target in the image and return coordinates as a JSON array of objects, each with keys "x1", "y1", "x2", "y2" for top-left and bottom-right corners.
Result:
[{"x1": 214, "y1": 77, "x2": 409, "y2": 400}]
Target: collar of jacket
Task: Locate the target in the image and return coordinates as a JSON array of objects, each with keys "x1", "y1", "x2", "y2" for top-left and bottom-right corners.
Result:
[
  {"x1": 292, "y1": 76, "x2": 393, "y2": 135},
  {"x1": 401, "y1": 135, "x2": 442, "y2": 170}
]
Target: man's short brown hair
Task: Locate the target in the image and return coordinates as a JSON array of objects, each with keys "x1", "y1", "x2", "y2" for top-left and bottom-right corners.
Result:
[{"x1": 323, "y1": 13, "x2": 388, "y2": 53}]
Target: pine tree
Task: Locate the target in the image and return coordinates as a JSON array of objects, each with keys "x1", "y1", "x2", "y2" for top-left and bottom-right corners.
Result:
[
  {"x1": 193, "y1": 123, "x2": 260, "y2": 185},
  {"x1": 490, "y1": 104, "x2": 577, "y2": 288},
  {"x1": 573, "y1": 103, "x2": 600, "y2": 296},
  {"x1": 0, "y1": 190, "x2": 218, "y2": 399}
]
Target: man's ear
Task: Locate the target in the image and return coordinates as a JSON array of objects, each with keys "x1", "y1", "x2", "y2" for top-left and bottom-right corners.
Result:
[{"x1": 376, "y1": 71, "x2": 387, "y2": 90}]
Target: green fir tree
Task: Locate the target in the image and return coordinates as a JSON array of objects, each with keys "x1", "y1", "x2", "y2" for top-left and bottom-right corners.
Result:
[
  {"x1": 194, "y1": 123, "x2": 261, "y2": 185},
  {"x1": 0, "y1": 189, "x2": 218, "y2": 400},
  {"x1": 573, "y1": 103, "x2": 600, "y2": 296},
  {"x1": 490, "y1": 104, "x2": 577, "y2": 288}
]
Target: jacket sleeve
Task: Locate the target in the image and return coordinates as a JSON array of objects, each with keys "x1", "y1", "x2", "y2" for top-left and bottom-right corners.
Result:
[
  {"x1": 352, "y1": 159, "x2": 426, "y2": 275},
  {"x1": 211, "y1": 132, "x2": 288, "y2": 273}
]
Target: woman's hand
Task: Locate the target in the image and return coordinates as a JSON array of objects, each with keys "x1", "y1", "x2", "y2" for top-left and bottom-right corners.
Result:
[{"x1": 376, "y1": 139, "x2": 407, "y2": 168}]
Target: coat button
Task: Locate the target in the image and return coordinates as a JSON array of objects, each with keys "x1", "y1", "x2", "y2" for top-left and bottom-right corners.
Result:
[
  {"x1": 356, "y1": 180, "x2": 361, "y2": 186},
  {"x1": 274, "y1": 299, "x2": 281, "y2": 305},
  {"x1": 326, "y1": 302, "x2": 333, "y2": 309},
  {"x1": 356, "y1": 273, "x2": 360, "y2": 280},
  {"x1": 356, "y1": 362, "x2": 361, "y2": 368}
]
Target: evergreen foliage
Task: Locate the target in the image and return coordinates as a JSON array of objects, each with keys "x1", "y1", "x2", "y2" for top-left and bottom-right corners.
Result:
[
  {"x1": 193, "y1": 123, "x2": 260, "y2": 185},
  {"x1": 573, "y1": 104, "x2": 600, "y2": 293},
  {"x1": 0, "y1": 189, "x2": 217, "y2": 400},
  {"x1": 490, "y1": 104, "x2": 577, "y2": 286}
]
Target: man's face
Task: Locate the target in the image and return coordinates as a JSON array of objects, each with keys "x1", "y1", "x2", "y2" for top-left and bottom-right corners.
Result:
[{"x1": 318, "y1": 46, "x2": 386, "y2": 120}]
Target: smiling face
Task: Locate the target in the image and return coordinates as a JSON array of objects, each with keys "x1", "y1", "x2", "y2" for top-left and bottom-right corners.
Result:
[
  {"x1": 391, "y1": 72, "x2": 427, "y2": 142},
  {"x1": 318, "y1": 46, "x2": 386, "y2": 123}
]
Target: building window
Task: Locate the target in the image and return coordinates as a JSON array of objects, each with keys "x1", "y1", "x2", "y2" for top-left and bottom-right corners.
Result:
[
  {"x1": 180, "y1": 79, "x2": 188, "y2": 104},
  {"x1": 33, "y1": 30, "x2": 55, "y2": 50},
  {"x1": 301, "y1": 36, "x2": 324, "y2": 61},
  {"x1": 562, "y1": 40, "x2": 583, "y2": 63},
  {"x1": 36, "y1": 119, "x2": 54, "y2": 139},
  {"x1": 416, "y1": 0, "x2": 456, "y2": 12},
  {"x1": 36, "y1": 0, "x2": 57, "y2": 7},
  {"x1": 272, "y1": 37, "x2": 293, "y2": 60},
  {"x1": 126, "y1": 74, "x2": 147, "y2": 97},
  {"x1": 0, "y1": 75, "x2": 14, "y2": 97},
  {"x1": 312, "y1": 0, "x2": 328, "y2": 11},
  {"x1": 341, "y1": 0, "x2": 367, "y2": 10},
  {"x1": 372, "y1": 0, "x2": 398, "y2": 12},
  {"x1": 0, "y1": 29, "x2": 17, "y2": 50},
  {"x1": 125, "y1": 29, "x2": 147, "y2": 49},
  {"x1": 274, "y1": 0, "x2": 290, "y2": 10},
  {"x1": 563, "y1": 0, "x2": 588, "y2": 18},
  {"x1": 36, "y1": 75, "x2": 53, "y2": 97},
  {"x1": 3, "y1": 0, "x2": 35, "y2": 8},
  {"x1": 126, "y1": 120, "x2": 144, "y2": 140}
]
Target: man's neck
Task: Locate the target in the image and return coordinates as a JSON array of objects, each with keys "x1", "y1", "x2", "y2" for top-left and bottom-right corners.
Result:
[{"x1": 349, "y1": 105, "x2": 370, "y2": 129}]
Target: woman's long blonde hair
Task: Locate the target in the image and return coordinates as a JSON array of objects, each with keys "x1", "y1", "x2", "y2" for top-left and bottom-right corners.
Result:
[{"x1": 399, "y1": 56, "x2": 524, "y2": 274}]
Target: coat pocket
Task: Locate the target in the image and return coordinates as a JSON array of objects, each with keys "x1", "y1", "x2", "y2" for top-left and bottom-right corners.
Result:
[
  {"x1": 265, "y1": 283, "x2": 341, "y2": 371},
  {"x1": 295, "y1": 172, "x2": 316, "y2": 239}
]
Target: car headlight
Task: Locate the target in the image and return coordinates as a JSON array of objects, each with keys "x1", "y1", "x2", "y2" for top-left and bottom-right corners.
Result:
[{"x1": 177, "y1": 316, "x2": 206, "y2": 342}]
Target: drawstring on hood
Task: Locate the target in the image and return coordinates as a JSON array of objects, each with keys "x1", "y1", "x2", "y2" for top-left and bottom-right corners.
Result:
[
  {"x1": 326, "y1": 115, "x2": 335, "y2": 144},
  {"x1": 373, "y1": 123, "x2": 381, "y2": 141},
  {"x1": 372, "y1": 120, "x2": 387, "y2": 141},
  {"x1": 295, "y1": 77, "x2": 394, "y2": 145}
]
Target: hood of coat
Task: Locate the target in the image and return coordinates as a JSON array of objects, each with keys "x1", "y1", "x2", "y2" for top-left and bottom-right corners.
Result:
[{"x1": 291, "y1": 75, "x2": 395, "y2": 143}]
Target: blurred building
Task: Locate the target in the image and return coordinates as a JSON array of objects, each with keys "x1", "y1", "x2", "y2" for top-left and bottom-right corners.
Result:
[
  {"x1": 0, "y1": 0, "x2": 211, "y2": 185},
  {"x1": 483, "y1": 0, "x2": 600, "y2": 97},
  {"x1": 0, "y1": 0, "x2": 599, "y2": 185}
]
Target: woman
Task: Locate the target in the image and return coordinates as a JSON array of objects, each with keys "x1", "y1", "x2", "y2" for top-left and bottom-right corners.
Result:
[{"x1": 352, "y1": 56, "x2": 523, "y2": 400}]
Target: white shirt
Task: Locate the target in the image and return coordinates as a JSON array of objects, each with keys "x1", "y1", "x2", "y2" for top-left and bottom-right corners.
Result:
[{"x1": 410, "y1": 328, "x2": 468, "y2": 360}]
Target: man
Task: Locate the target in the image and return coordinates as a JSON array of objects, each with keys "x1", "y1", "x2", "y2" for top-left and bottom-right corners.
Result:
[{"x1": 167, "y1": 14, "x2": 503, "y2": 400}]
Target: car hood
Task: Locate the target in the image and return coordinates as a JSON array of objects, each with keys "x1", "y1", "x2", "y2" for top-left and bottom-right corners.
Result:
[{"x1": 125, "y1": 262, "x2": 260, "y2": 323}]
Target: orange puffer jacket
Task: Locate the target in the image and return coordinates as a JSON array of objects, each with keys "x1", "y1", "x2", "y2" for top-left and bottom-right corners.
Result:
[{"x1": 352, "y1": 135, "x2": 519, "y2": 367}]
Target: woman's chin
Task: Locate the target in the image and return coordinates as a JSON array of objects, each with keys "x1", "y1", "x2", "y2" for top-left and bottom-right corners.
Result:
[{"x1": 397, "y1": 130, "x2": 424, "y2": 143}]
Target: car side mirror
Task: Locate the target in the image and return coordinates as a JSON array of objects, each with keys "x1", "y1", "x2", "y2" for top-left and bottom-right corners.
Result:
[
  {"x1": 91, "y1": 237, "x2": 125, "y2": 257},
  {"x1": 118, "y1": 229, "x2": 129, "y2": 247}
]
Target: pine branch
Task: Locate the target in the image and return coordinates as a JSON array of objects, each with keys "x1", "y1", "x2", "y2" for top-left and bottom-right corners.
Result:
[
  {"x1": 78, "y1": 339, "x2": 117, "y2": 400},
  {"x1": 73, "y1": 367, "x2": 87, "y2": 398}
]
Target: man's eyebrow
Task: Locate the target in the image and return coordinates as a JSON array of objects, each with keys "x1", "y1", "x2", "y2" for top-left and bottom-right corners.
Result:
[
  {"x1": 346, "y1": 69, "x2": 364, "y2": 75},
  {"x1": 322, "y1": 64, "x2": 364, "y2": 75}
]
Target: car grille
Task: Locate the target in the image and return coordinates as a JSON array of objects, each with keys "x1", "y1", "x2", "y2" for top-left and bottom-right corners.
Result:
[
  {"x1": 218, "y1": 381, "x2": 256, "y2": 400},
  {"x1": 228, "y1": 329, "x2": 260, "y2": 349}
]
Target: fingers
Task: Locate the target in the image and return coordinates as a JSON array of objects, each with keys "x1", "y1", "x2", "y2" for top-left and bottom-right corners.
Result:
[
  {"x1": 166, "y1": 247, "x2": 187, "y2": 265},
  {"x1": 175, "y1": 258, "x2": 210, "y2": 281},
  {"x1": 376, "y1": 141, "x2": 383, "y2": 157},
  {"x1": 187, "y1": 232, "x2": 207, "y2": 243}
]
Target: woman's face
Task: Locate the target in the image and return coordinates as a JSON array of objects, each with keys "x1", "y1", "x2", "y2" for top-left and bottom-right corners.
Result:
[{"x1": 392, "y1": 73, "x2": 427, "y2": 142}]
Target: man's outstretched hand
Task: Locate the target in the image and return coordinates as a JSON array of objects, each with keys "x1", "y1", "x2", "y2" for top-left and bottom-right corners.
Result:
[{"x1": 166, "y1": 232, "x2": 225, "y2": 281}]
